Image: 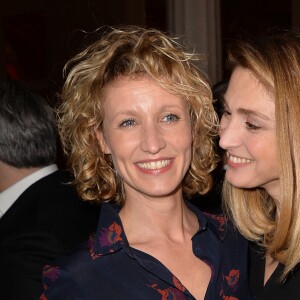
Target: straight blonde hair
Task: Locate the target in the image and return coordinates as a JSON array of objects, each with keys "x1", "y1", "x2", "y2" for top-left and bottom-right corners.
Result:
[{"x1": 223, "y1": 30, "x2": 300, "y2": 280}]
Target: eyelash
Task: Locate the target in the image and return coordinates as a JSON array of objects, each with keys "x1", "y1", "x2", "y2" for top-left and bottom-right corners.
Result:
[
  {"x1": 119, "y1": 114, "x2": 179, "y2": 128},
  {"x1": 120, "y1": 118, "x2": 136, "y2": 128},
  {"x1": 222, "y1": 109, "x2": 261, "y2": 131},
  {"x1": 245, "y1": 122, "x2": 261, "y2": 131},
  {"x1": 221, "y1": 109, "x2": 231, "y2": 117},
  {"x1": 163, "y1": 113, "x2": 179, "y2": 123}
]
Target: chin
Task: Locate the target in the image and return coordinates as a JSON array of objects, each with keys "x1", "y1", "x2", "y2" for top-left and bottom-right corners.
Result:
[
  {"x1": 225, "y1": 177, "x2": 250, "y2": 189},
  {"x1": 227, "y1": 181, "x2": 257, "y2": 189}
]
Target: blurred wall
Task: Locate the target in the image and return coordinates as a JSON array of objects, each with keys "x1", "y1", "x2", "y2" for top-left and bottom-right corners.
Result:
[{"x1": 1, "y1": 0, "x2": 298, "y2": 94}]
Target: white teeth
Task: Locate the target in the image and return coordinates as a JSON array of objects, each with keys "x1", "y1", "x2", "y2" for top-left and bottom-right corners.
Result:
[
  {"x1": 137, "y1": 160, "x2": 171, "y2": 170},
  {"x1": 228, "y1": 153, "x2": 252, "y2": 164}
]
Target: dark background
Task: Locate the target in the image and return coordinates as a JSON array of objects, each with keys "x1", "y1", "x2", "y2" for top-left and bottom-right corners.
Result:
[
  {"x1": 1, "y1": 0, "x2": 294, "y2": 99},
  {"x1": 1, "y1": 0, "x2": 296, "y2": 211}
]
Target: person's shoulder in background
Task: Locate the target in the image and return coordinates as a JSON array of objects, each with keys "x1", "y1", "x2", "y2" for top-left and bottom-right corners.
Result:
[{"x1": 0, "y1": 168, "x2": 100, "y2": 300}]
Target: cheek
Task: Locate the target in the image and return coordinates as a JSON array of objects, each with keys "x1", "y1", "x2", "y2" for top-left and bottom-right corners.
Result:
[
  {"x1": 177, "y1": 128, "x2": 192, "y2": 149},
  {"x1": 266, "y1": 145, "x2": 278, "y2": 169},
  {"x1": 178, "y1": 131, "x2": 193, "y2": 163},
  {"x1": 107, "y1": 138, "x2": 136, "y2": 167},
  {"x1": 219, "y1": 116, "x2": 226, "y2": 132},
  {"x1": 251, "y1": 135, "x2": 277, "y2": 162}
]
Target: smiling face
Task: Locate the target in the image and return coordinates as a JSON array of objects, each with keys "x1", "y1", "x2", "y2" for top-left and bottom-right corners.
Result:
[
  {"x1": 219, "y1": 67, "x2": 279, "y2": 199},
  {"x1": 96, "y1": 76, "x2": 192, "y2": 201}
]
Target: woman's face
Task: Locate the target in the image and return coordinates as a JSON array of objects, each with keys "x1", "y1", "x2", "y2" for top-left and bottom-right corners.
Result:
[
  {"x1": 219, "y1": 67, "x2": 279, "y2": 199},
  {"x1": 96, "y1": 76, "x2": 192, "y2": 200}
]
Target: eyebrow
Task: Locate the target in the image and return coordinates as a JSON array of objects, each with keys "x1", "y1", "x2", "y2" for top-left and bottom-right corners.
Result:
[
  {"x1": 223, "y1": 100, "x2": 271, "y2": 121},
  {"x1": 238, "y1": 108, "x2": 271, "y2": 120},
  {"x1": 109, "y1": 103, "x2": 186, "y2": 121}
]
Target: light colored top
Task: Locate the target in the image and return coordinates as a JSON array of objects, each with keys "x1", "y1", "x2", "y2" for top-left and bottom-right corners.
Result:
[{"x1": 0, "y1": 164, "x2": 58, "y2": 219}]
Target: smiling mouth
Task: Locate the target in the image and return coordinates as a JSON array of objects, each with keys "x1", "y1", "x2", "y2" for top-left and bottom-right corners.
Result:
[
  {"x1": 227, "y1": 153, "x2": 253, "y2": 164},
  {"x1": 136, "y1": 159, "x2": 172, "y2": 170}
]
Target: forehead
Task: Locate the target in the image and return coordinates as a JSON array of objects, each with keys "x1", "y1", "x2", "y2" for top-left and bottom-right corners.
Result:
[
  {"x1": 224, "y1": 67, "x2": 274, "y2": 115},
  {"x1": 103, "y1": 75, "x2": 187, "y2": 108}
]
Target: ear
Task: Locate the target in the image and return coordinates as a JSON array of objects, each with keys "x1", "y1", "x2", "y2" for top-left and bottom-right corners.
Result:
[{"x1": 95, "y1": 129, "x2": 111, "y2": 154}]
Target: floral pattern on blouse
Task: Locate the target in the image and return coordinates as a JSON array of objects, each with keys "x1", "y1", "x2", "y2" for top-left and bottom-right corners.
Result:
[{"x1": 40, "y1": 202, "x2": 255, "y2": 300}]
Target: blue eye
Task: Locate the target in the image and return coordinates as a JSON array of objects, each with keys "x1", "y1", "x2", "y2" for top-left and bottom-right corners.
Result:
[
  {"x1": 120, "y1": 119, "x2": 136, "y2": 128},
  {"x1": 163, "y1": 114, "x2": 179, "y2": 123}
]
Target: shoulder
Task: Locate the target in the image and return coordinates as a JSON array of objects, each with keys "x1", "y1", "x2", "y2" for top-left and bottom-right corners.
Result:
[
  {"x1": 203, "y1": 212, "x2": 228, "y2": 233},
  {"x1": 43, "y1": 234, "x2": 96, "y2": 276},
  {"x1": 41, "y1": 235, "x2": 104, "y2": 299},
  {"x1": 26, "y1": 170, "x2": 76, "y2": 196},
  {"x1": 26, "y1": 169, "x2": 100, "y2": 224},
  {"x1": 204, "y1": 211, "x2": 245, "y2": 240},
  {"x1": 2, "y1": 169, "x2": 100, "y2": 251}
]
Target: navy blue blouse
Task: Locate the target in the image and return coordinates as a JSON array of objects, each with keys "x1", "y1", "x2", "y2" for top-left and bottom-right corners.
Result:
[{"x1": 41, "y1": 202, "x2": 254, "y2": 300}]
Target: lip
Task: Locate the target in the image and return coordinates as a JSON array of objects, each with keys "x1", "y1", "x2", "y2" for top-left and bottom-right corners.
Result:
[
  {"x1": 135, "y1": 158, "x2": 174, "y2": 174},
  {"x1": 226, "y1": 152, "x2": 253, "y2": 168}
]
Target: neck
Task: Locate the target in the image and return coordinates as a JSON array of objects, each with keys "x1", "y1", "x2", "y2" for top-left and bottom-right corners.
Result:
[
  {"x1": 119, "y1": 192, "x2": 198, "y2": 242},
  {"x1": 0, "y1": 161, "x2": 41, "y2": 192}
]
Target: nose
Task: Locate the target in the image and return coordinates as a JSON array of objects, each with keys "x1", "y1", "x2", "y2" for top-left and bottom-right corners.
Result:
[
  {"x1": 140, "y1": 124, "x2": 166, "y2": 154},
  {"x1": 219, "y1": 116, "x2": 241, "y2": 150}
]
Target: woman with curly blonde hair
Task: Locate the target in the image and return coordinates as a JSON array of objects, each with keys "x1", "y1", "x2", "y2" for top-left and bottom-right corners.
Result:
[
  {"x1": 41, "y1": 26, "x2": 253, "y2": 299},
  {"x1": 219, "y1": 30, "x2": 300, "y2": 299}
]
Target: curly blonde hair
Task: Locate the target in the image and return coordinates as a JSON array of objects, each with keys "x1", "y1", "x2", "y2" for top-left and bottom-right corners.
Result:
[{"x1": 59, "y1": 26, "x2": 218, "y2": 205}]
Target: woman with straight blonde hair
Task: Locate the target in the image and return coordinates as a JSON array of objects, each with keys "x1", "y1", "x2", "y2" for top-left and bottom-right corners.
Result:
[{"x1": 219, "y1": 30, "x2": 300, "y2": 299}]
